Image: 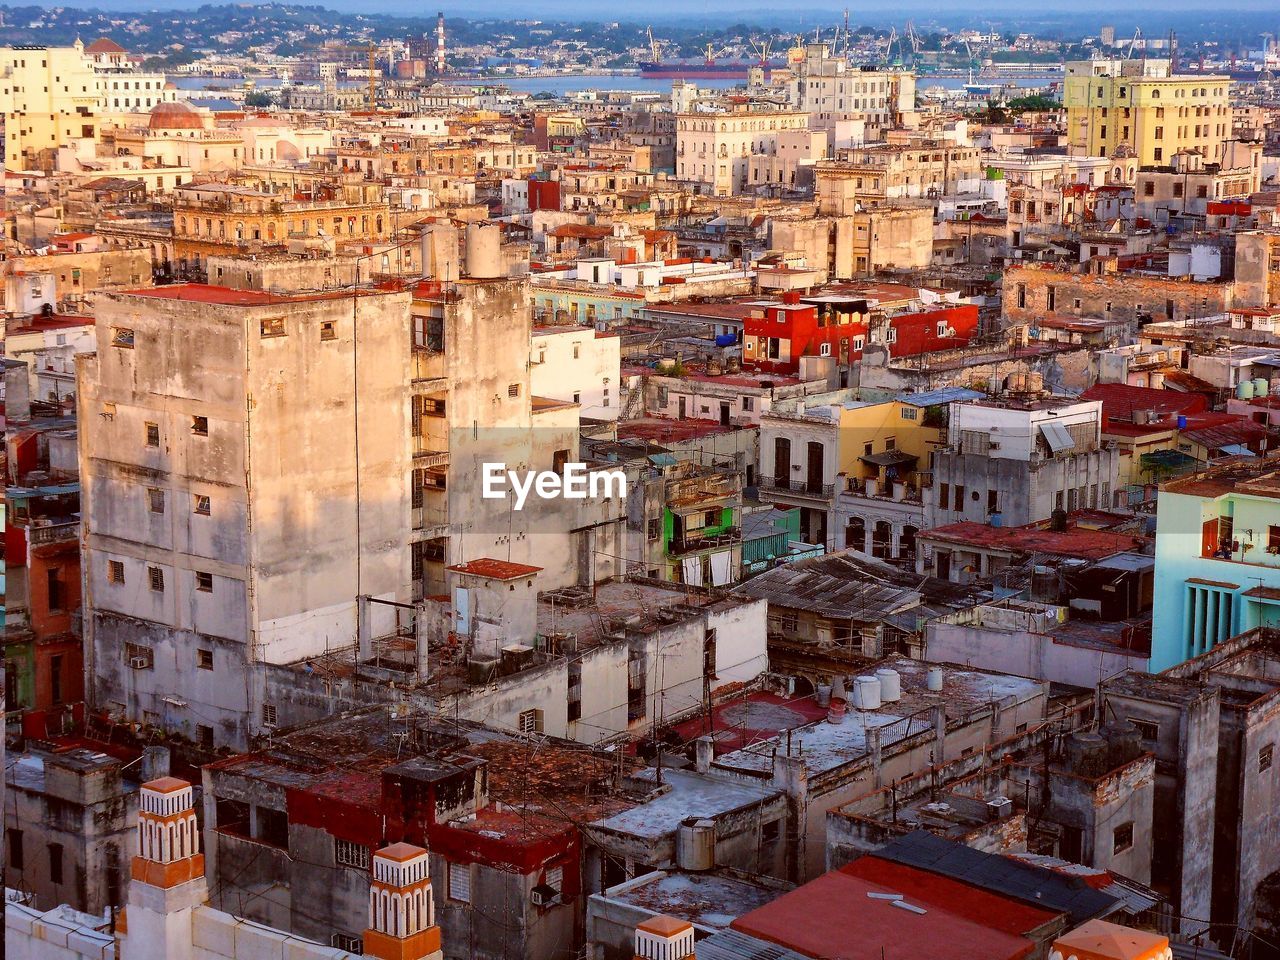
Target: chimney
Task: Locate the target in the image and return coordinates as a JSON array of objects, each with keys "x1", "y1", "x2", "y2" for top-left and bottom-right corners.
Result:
[
  {"x1": 694, "y1": 735, "x2": 714, "y2": 774},
  {"x1": 634, "y1": 916, "x2": 695, "y2": 960},
  {"x1": 435, "y1": 12, "x2": 446, "y2": 75},
  {"x1": 363, "y1": 843, "x2": 444, "y2": 960},
  {"x1": 116, "y1": 778, "x2": 209, "y2": 960}
]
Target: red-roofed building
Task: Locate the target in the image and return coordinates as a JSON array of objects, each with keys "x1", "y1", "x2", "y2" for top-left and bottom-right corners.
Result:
[
  {"x1": 918, "y1": 521, "x2": 1148, "y2": 584},
  {"x1": 729, "y1": 855, "x2": 1060, "y2": 960}
]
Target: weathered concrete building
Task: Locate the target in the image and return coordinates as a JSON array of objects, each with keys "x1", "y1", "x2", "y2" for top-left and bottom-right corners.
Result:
[
  {"x1": 924, "y1": 395, "x2": 1122, "y2": 530},
  {"x1": 1102, "y1": 628, "x2": 1280, "y2": 942},
  {"x1": 1002, "y1": 262, "x2": 1235, "y2": 327},
  {"x1": 3, "y1": 745, "x2": 138, "y2": 914},
  {"x1": 77, "y1": 283, "x2": 414, "y2": 751}
]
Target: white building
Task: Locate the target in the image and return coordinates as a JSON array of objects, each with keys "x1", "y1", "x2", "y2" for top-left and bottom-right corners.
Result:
[
  {"x1": 530, "y1": 324, "x2": 622, "y2": 421},
  {"x1": 787, "y1": 43, "x2": 917, "y2": 144}
]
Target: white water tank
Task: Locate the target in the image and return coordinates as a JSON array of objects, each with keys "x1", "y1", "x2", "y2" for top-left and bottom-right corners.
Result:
[
  {"x1": 851, "y1": 675, "x2": 882, "y2": 711},
  {"x1": 927, "y1": 666, "x2": 944, "y2": 692},
  {"x1": 465, "y1": 222, "x2": 502, "y2": 279},
  {"x1": 676, "y1": 818, "x2": 716, "y2": 871},
  {"x1": 875, "y1": 668, "x2": 902, "y2": 702}
]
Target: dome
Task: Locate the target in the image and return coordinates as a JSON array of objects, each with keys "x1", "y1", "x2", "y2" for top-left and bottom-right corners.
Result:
[{"x1": 148, "y1": 101, "x2": 203, "y2": 131}]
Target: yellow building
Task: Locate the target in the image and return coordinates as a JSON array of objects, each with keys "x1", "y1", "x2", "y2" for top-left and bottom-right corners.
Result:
[
  {"x1": 0, "y1": 42, "x2": 103, "y2": 168},
  {"x1": 1064, "y1": 59, "x2": 1231, "y2": 169},
  {"x1": 0, "y1": 39, "x2": 174, "y2": 169}
]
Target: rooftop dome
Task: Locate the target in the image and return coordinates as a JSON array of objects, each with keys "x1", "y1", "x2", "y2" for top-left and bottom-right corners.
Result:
[{"x1": 149, "y1": 101, "x2": 203, "y2": 131}]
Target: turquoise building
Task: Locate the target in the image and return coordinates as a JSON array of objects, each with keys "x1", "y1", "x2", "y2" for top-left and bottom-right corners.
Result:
[{"x1": 1151, "y1": 466, "x2": 1280, "y2": 670}]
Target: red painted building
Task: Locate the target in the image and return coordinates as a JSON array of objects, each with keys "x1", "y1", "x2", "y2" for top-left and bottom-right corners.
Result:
[{"x1": 742, "y1": 289, "x2": 979, "y2": 374}]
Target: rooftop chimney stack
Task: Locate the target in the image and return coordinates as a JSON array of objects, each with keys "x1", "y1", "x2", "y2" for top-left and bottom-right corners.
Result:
[
  {"x1": 363, "y1": 843, "x2": 444, "y2": 960},
  {"x1": 435, "y1": 12, "x2": 446, "y2": 75}
]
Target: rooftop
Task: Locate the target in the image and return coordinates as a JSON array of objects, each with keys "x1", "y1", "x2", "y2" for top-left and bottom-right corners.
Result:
[
  {"x1": 729, "y1": 856, "x2": 1049, "y2": 960},
  {"x1": 712, "y1": 658, "x2": 1043, "y2": 778},
  {"x1": 118, "y1": 283, "x2": 391, "y2": 307},
  {"x1": 920, "y1": 522, "x2": 1147, "y2": 562},
  {"x1": 602, "y1": 871, "x2": 785, "y2": 934}
]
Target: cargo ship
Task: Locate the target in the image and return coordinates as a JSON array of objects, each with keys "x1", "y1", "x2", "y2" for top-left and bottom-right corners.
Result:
[{"x1": 639, "y1": 60, "x2": 775, "y2": 80}]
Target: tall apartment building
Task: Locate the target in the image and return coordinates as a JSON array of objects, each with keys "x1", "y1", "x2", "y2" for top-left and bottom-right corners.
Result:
[
  {"x1": 923, "y1": 395, "x2": 1121, "y2": 532},
  {"x1": 1063, "y1": 58, "x2": 1232, "y2": 168},
  {"x1": 675, "y1": 107, "x2": 811, "y2": 197},
  {"x1": 77, "y1": 284, "x2": 415, "y2": 751},
  {"x1": 0, "y1": 40, "x2": 173, "y2": 169}
]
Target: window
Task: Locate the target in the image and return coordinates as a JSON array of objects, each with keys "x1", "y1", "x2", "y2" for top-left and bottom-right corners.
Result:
[
  {"x1": 194, "y1": 495, "x2": 211, "y2": 516},
  {"x1": 191, "y1": 415, "x2": 208, "y2": 436},
  {"x1": 197, "y1": 725, "x2": 214, "y2": 749},
  {"x1": 332, "y1": 935, "x2": 364, "y2": 953},
  {"x1": 197, "y1": 648, "x2": 213, "y2": 670},
  {"x1": 1128, "y1": 718, "x2": 1159, "y2": 744},
  {"x1": 954, "y1": 485, "x2": 965, "y2": 509},
  {"x1": 1261, "y1": 744, "x2": 1274, "y2": 773},
  {"x1": 260, "y1": 317, "x2": 286, "y2": 338},
  {"x1": 111, "y1": 326, "x2": 134, "y2": 348},
  {"x1": 321, "y1": 320, "x2": 336, "y2": 341},
  {"x1": 262, "y1": 703, "x2": 278, "y2": 727},
  {"x1": 49, "y1": 843, "x2": 64, "y2": 885},
  {"x1": 148, "y1": 488, "x2": 165, "y2": 514},
  {"x1": 938, "y1": 483, "x2": 949, "y2": 511},
  {"x1": 145, "y1": 422, "x2": 160, "y2": 447},
  {"x1": 508, "y1": 383, "x2": 521, "y2": 398},
  {"x1": 448, "y1": 862, "x2": 472, "y2": 902},
  {"x1": 148, "y1": 566, "x2": 164, "y2": 592},
  {"x1": 196, "y1": 571, "x2": 213, "y2": 593},
  {"x1": 6, "y1": 829, "x2": 22, "y2": 870},
  {"x1": 519, "y1": 708, "x2": 543, "y2": 735},
  {"x1": 647, "y1": 518, "x2": 661, "y2": 540},
  {"x1": 108, "y1": 560, "x2": 125, "y2": 584},
  {"x1": 900, "y1": 407, "x2": 917, "y2": 420},
  {"x1": 743, "y1": 396, "x2": 754, "y2": 412},
  {"x1": 335, "y1": 839, "x2": 370, "y2": 869},
  {"x1": 819, "y1": 342, "x2": 831, "y2": 357},
  {"x1": 1113, "y1": 822, "x2": 1134, "y2": 854},
  {"x1": 988, "y1": 490, "x2": 999, "y2": 514}
]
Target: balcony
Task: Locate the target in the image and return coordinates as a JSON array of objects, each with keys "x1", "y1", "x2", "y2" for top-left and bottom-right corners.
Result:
[
  {"x1": 669, "y1": 528, "x2": 741, "y2": 556},
  {"x1": 758, "y1": 476, "x2": 834, "y2": 500},
  {"x1": 28, "y1": 521, "x2": 80, "y2": 545}
]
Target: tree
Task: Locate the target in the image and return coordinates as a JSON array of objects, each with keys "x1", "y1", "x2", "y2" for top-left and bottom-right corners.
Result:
[{"x1": 244, "y1": 91, "x2": 273, "y2": 108}]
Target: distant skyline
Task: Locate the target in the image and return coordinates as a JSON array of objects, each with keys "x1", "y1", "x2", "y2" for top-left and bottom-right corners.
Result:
[{"x1": 5, "y1": 0, "x2": 1280, "y2": 19}]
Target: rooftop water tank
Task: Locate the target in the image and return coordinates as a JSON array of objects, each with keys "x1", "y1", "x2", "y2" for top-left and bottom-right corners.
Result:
[
  {"x1": 875, "y1": 668, "x2": 902, "y2": 703},
  {"x1": 1254, "y1": 378, "x2": 1270, "y2": 397},
  {"x1": 1238, "y1": 380, "x2": 1256, "y2": 400},
  {"x1": 676, "y1": 818, "x2": 716, "y2": 871},
  {"x1": 851, "y1": 675, "x2": 882, "y2": 711},
  {"x1": 927, "y1": 666, "x2": 944, "y2": 692}
]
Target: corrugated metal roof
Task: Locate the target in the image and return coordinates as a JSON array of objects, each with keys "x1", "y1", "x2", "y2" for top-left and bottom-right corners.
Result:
[
  {"x1": 696, "y1": 929, "x2": 811, "y2": 960},
  {"x1": 896, "y1": 387, "x2": 985, "y2": 407}
]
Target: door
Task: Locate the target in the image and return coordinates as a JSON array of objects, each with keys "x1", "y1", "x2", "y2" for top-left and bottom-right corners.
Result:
[
  {"x1": 720, "y1": 402, "x2": 731, "y2": 427},
  {"x1": 936, "y1": 552, "x2": 951, "y2": 580},
  {"x1": 806, "y1": 442, "x2": 825, "y2": 494},
  {"x1": 774, "y1": 437, "x2": 791, "y2": 489},
  {"x1": 678, "y1": 396, "x2": 687, "y2": 420}
]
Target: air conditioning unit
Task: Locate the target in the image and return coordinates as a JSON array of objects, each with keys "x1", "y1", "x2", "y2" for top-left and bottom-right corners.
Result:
[
  {"x1": 530, "y1": 884, "x2": 559, "y2": 908},
  {"x1": 129, "y1": 656, "x2": 151, "y2": 670}
]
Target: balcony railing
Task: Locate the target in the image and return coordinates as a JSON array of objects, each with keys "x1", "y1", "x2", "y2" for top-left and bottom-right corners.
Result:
[
  {"x1": 758, "y1": 476, "x2": 834, "y2": 499},
  {"x1": 29, "y1": 521, "x2": 80, "y2": 545}
]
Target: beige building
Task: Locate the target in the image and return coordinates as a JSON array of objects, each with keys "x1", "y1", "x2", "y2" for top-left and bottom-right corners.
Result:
[
  {"x1": 675, "y1": 107, "x2": 811, "y2": 197},
  {"x1": 814, "y1": 140, "x2": 984, "y2": 206},
  {"x1": 1134, "y1": 144, "x2": 1264, "y2": 224},
  {"x1": 788, "y1": 42, "x2": 917, "y2": 143},
  {"x1": 770, "y1": 201, "x2": 934, "y2": 280},
  {"x1": 1064, "y1": 58, "x2": 1232, "y2": 168}
]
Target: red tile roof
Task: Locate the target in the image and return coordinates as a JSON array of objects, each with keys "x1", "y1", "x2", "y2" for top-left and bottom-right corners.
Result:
[
  {"x1": 446, "y1": 558, "x2": 543, "y2": 580},
  {"x1": 121, "y1": 284, "x2": 384, "y2": 306},
  {"x1": 86, "y1": 37, "x2": 126, "y2": 53}
]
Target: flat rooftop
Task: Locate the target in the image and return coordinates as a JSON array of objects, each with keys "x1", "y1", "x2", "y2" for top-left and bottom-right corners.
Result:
[
  {"x1": 118, "y1": 283, "x2": 395, "y2": 306},
  {"x1": 591, "y1": 767, "x2": 779, "y2": 840},
  {"x1": 599, "y1": 870, "x2": 784, "y2": 932},
  {"x1": 713, "y1": 658, "x2": 1044, "y2": 777}
]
